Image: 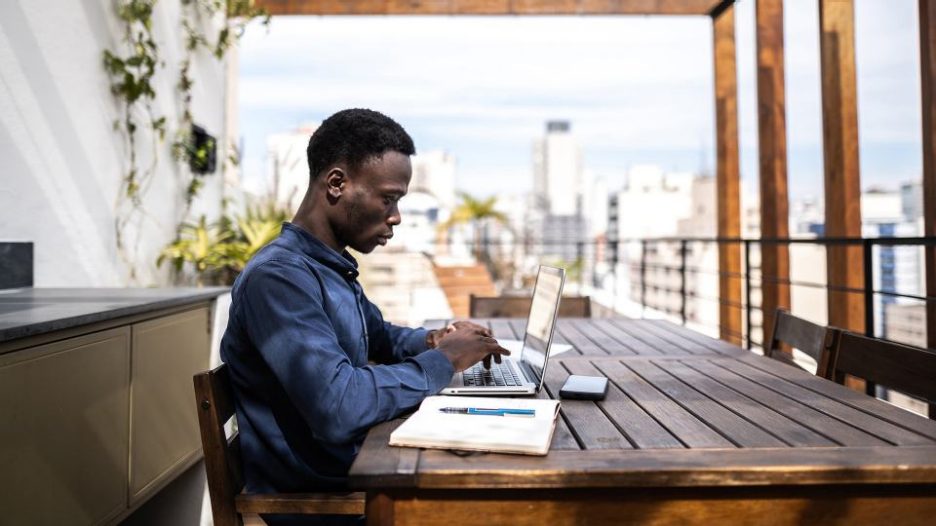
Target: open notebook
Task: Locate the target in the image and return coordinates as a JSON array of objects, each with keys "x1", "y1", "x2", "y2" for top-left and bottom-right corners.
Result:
[{"x1": 389, "y1": 396, "x2": 561, "y2": 456}]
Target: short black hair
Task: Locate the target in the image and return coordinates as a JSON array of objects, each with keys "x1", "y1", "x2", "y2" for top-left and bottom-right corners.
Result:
[{"x1": 306, "y1": 108, "x2": 416, "y2": 181}]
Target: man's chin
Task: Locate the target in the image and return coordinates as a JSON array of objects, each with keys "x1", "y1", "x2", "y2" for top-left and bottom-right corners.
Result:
[{"x1": 350, "y1": 241, "x2": 378, "y2": 254}]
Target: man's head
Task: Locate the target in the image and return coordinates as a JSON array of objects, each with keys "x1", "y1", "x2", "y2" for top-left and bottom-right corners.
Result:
[{"x1": 297, "y1": 109, "x2": 416, "y2": 254}]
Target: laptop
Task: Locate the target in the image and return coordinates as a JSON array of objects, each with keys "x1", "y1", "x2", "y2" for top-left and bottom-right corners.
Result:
[{"x1": 440, "y1": 265, "x2": 565, "y2": 396}]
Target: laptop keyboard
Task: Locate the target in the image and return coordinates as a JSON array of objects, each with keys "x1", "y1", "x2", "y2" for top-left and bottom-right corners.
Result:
[{"x1": 463, "y1": 360, "x2": 523, "y2": 387}]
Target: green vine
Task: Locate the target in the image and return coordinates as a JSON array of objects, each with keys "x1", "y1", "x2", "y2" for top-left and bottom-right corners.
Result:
[
  {"x1": 173, "y1": 0, "x2": 269, "y2": 213},
  {"x1": 102, "y1": 0, "x2": 268, "y2": 281},
  {"x1": 103, "y1": 0, "x2": 165, "y2": 281}
]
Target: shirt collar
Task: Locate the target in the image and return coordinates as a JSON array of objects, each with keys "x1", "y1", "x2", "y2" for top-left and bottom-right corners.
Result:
[{"x1": 279, "y1": 222, "x2": 359, "y2": 279}]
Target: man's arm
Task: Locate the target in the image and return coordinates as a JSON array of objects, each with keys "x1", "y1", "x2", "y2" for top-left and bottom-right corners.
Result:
[
  {"x1": 361, "y1": 296, "x2": 430, "y2": 364},
  {"x1": 362, "y1": 298, "x2": 494, "y2": 364},
  {"x1": 241, "y1": 260, "x2": 454, "y2": 445}
]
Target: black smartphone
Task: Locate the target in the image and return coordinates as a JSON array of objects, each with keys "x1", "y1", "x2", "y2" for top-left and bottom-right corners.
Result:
[{"x1": 559, "y1": 375, "x2": 609, "y2": 400}]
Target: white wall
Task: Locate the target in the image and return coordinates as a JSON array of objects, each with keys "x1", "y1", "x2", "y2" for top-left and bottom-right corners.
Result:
[{"x1": 0, "y1": 0, "x2": 229, "y2": 286}]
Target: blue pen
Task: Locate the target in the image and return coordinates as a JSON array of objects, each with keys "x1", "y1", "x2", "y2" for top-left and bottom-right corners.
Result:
[{"x1": 439, "y1": 407, "x2": 535, "y2": 417}]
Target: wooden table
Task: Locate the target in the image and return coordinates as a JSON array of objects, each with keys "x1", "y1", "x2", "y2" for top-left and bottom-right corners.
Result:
[{"x1": 350, "y1": 318, "x2": 936, "y2": 525}]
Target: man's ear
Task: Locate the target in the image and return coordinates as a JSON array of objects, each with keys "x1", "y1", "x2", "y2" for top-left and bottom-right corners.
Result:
[{"x1": 324, "y1": 168, "x2": 346, "y2": 200}]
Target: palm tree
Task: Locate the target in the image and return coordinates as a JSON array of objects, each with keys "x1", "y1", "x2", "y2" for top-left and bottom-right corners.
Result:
[{"x1": 438, "y1": 192, "x2": 509, "y2": 261}]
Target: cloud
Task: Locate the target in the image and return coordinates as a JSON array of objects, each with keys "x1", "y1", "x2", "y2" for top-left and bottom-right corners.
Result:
[{"x1": 238, "y1": 3, "x2": 922, "y2": 198}]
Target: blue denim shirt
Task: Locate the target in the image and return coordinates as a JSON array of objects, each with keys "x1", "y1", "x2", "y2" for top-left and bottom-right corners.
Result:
[{"x1": 220, "y1": 222, "x2": 454, "y2": 493}]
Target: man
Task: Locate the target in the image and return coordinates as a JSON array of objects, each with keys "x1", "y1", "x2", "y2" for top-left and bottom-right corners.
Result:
[{"x1": 220, "y1": 109, "x2": 508, "y2": 523}]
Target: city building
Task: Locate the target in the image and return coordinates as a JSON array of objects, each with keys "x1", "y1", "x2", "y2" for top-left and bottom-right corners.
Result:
[
  {"x1": 531, "y1": 121, "x2": 586, "y2": 263},
  {"x1": 602, "y1": 166, "x2": 716, "y2": 326},
  {"x1": 862, "y1": 186, "x2": 924, "y2": 338},
  {"x1": 532, "y1": 120, "x2": 583, "y2": 216},
  {"x1": 411, "y1": 150, "x2": 457, "y2": 212},
  {"x1": 265, "y1": 124, "x2": 318, "y2": 211}
]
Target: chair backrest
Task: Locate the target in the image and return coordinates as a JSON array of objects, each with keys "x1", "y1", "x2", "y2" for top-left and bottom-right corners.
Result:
[
  {"x1": 195, "y1": 365, "x2": 365, "y2": 524},
  {"x1": 469, "y1": 295, "x2": 592, "y2": 319},
  {"x1": 194, "y1": 363, "x2": 245, "y2": 526},
  {"x1": 764, "y1": 309, "x2": 839, "y2": 377},
  {"x1": 831, "y1": 331, "x2": 936, "y2": 418}
]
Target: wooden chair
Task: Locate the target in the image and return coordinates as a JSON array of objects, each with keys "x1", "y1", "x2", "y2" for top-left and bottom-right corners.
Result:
[
  {"x1": 193, "y1": 364, "x2": 365, "y2": 526},
  {"x1": 830, "y1": 331, "x2": 936, "y2": 419},
  {"x1": 763, "y1": 309, "x2": 839, "y2": 378},
  {"x1": 469, "y1": 294, "x2": 592, "y2": 318}
]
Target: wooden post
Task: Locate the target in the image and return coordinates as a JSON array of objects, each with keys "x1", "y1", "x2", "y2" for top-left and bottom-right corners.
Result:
[
  {"x1": 756, "y1": 0, "x2": 791, "y2": 346},
  {"x1": 921, "y1": 0, "x2": 936, "y2": 351},
  {"x1": 713, "y1": 3, "x2": 743, "y2": 345},
  {"x1": 819, "y1": 0, "x2": 863, "y2": 333}
]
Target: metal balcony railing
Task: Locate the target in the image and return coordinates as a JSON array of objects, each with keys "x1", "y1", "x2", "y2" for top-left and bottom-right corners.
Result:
[{"x1": 425, "y1": 235, "x2": 936, "y2": 349}]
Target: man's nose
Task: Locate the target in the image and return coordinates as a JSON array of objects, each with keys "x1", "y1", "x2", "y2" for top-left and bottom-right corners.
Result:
[{"x1": 387, "y1": 204, "x2": 402, "y2": 226}]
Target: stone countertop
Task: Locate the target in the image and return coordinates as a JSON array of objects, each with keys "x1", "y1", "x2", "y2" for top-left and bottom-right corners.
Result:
[{"x1": 0, "y1": 287, "x2": 229, "y2": 343}]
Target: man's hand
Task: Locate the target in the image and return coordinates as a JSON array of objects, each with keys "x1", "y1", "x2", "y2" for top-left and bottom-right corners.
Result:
[
  {"x1": 435, "y1": 325, "x2": 510, "y2": 373},
  {"x1": 426, "y1": 320, "x2": 492, "y2": 349}
]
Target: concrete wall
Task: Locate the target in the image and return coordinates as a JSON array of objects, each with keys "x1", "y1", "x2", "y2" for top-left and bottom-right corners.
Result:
[{"x1": 0, "y1": 0, "x2": 229, "y2": 286}]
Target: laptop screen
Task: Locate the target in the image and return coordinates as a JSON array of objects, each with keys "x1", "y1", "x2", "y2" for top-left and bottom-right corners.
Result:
[{"x1": 519, "y1": 266, "x2": 565, "y2": 391}]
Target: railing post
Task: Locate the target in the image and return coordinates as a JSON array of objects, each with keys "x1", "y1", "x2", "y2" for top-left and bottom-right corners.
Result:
[
  {"x1": 862, "y1": 238, "x2": 875, "y2": 396},
  {"x1": 862, "y1": 238, "x2": 874, "y2": 337},
  {"x1": 680, "y1": 240, "x2": 688, "y2": 326},
  {"x1": 610, "y1": 240, "x2": 619, "y2": 312},
  {"x1": 641, "y1": 240, "x2": 648, "y2": 317},
  {"x1": 744, "y1": 239, "x2": 752, "y2": 350},
  {"x1": 577, "y1": 240, "x2": 584, "y2": 289}
]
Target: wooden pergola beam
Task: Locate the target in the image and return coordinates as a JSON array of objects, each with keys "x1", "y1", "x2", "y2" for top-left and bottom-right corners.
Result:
[
  {"x1": 819, "y1": 0, "x2": 863, "y2": 334},
  {"x1": 756, "y1": 0, "x2": 791, "y2": 345},
  {"x1": 713, "y1": 3, "x2": 743, "y2": 345},
  {"x1": 255, "y1": 0, "x2": 725, "y2": 16},
  {"x1": 921, "y1": 0, "x2": 936, "y2": 350}
]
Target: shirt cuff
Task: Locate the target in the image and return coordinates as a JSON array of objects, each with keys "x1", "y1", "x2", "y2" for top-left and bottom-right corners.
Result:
[
  {"x1": 407, "y1": 327, "x2": 430, "y2": 352},
  {"x1": 410, "y1": 349, "x2": 455, "y2": 394}
]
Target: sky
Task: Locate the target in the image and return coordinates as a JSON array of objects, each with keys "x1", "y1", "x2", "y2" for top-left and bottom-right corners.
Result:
[{"x1": 237, "y1": 0, "x2": 923, "y2": 204}]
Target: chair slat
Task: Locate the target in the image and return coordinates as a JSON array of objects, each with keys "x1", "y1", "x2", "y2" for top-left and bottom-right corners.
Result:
[
  {"x1": 194, "y1": 365, "x2": 244, "y2": 526},
  {"x1": 833, "y1": 332, "x2": 936, "y2": 408},
  {"x1": 470, "y1": 295, "x2": 591, "y2": 318},
  {"x1": 764, "y1": 309, "x2": 838, "y2": 377},
  {"x1": 195, "y1": 363, "x2": 365, "y2": 524},
  {"x1": 236, "y1": 492, "x2": 366, "y2": 515}
]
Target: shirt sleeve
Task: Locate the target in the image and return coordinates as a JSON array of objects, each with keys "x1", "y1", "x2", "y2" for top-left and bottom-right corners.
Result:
[
  {"x1": 361, "y1": 292, "x2": 431, "y2": 364},
  {"x1": 239, "y1": 259, "x2": 454, "y2": 445}
]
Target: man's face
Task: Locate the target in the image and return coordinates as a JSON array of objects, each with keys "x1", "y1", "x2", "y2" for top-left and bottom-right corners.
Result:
[{"x1": 334, "y1": 151, "x2": 411, "y2": 254}]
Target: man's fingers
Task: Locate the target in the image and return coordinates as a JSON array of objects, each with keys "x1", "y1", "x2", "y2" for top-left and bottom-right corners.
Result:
[
  {"x1": 491, "y1": 345, "x2": 510, "y2": 356},
  {"x1": 482, "y1": 354, "x2": 492, "y2": 369},
  {"x1": 454, "y1": 320, "x2": 492, "y2": 337},
  {"x1": 494, "y1": 353, "x2": 502, "y2": 364}
]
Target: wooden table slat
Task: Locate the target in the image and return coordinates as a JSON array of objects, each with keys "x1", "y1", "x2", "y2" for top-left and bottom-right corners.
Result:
[
  {"x1": 640, "y1": 319, "x2": 743, "y2": 355},
  {"x1": 722, "y1": 357, "x2": 936, "y2": 445},
  {"x1": 553, "y1": 321, "x2": 609, "y2": 356},
  {"x1": 507, "y1": 319, "x2": 527, "y2": 340},
  {"x1": 485, "y1": 319, "x2": 518, "y2": 340},
  {"x1": 606, "y1": 319, "x2": 703, "y2": 356},
  {"x1": 615, "y1": 320, "x2": 721, "y2": 355},
  {"x1": 562, "y1": 319, "x2": 633, "y2": 355},
  {"x1": 590, "y1": 318, "x2": 667, "y2": 356},
  {"x1": 591, "y1": 360, "x2": 734, "y2": 448},
  {"x1": 686, "y1": 359, "x2": 889, "y2": 447},
  {"x1": 543, "y1": 361, "x2": 632, "y2": 450},
  {"x1": 664, "y1": 359, "x2": 837, "y2": 447},
  {"x1": 564, "y1": 360, "x2": 684, "y2": 449},
  {"x1": 625, "y1": 360, "x2": 787, "y2": 447},
  {"x1": 349, "y1": 419, "x2": 418, "y2": 487},
  {"x1": 409, "y1": 445, "x2": 936, "y2": 488},
  {"x1": 737, "y1": 353, "x2": 936, "y2": 439},
  {"x1": 532, "y1": 375, "x2": 579, "y2": 450}
]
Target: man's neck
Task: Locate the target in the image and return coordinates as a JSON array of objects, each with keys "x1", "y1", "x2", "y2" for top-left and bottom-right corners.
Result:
[{"x1": 292, "y1": 205, "x2": 344, "y2": 254}]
